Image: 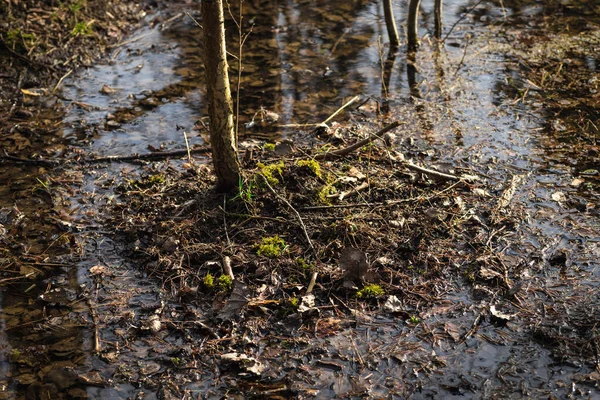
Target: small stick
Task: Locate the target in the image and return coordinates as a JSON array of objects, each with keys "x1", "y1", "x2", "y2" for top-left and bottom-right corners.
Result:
[
  {"x1": 443, "y1": 0, "x2": 485, "y2": 42},
  {"x1": 87, "y1": 298, "x2": 101, "y2": 353},
  {"x1": 315, "y1": 121, "x2": 401, "y2": 160},
  {"x1": 52, "y1": 69, "x2": 72, "y2": 94},
  {"x1": 331, "y1": 181, "x2": 370, "y2": 201},
  {"x1": 404, "y1": 161, "x2": 459, "y2": 181},
  {"x1": 222, "y1": 256, "x2": 235, "y2": 281},
  {"x1": 183, "y1": 131, "x2": 193, "y2": 164},
  {"x1": 323, "y1": 95, "x2": 360, "y2": 125},
  {"x1": 306, "y1": 271, "x2": 318, "y2": 294},
  {"x1": 222, "y1": 195, "x2": 231, "y2": 247}
]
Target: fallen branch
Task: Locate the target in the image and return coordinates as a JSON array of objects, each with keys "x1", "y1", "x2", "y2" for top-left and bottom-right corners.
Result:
[
  {"x1": 301, "y1": 181, "x2": 462, "y2": 211},
  {"x1": 315, "y1": 121, "x2": 401, "y2": 160},
  {"x1": 1, "y1": 146, "x2": 212, "y2": 166}
]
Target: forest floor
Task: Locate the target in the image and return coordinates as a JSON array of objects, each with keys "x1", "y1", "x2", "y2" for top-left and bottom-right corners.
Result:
[{"x1": 1, "y1": 0, "x2": 600, "y2": 399}]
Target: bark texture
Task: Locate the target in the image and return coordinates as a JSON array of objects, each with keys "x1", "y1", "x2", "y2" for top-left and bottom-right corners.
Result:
[
  {"x1": 407, "y1": 0, "x2": 421, "y2": 52},
  {"x1": 434, "y1": 0, "x2": 443, "y2": 40},
  {"x1": 202, "y1": 0, "x2": 241, "y2": 192},
  {"x1": 383, "y1": 0, "x2": 399, "y2": 49}
]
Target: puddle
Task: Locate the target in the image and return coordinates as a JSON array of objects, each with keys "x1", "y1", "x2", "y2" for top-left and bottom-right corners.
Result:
[{"x1": 2, "y1": 0, "x2": 600, "y2": 398}]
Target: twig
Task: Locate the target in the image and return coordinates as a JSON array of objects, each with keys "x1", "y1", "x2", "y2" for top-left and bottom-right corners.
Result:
[
  {"x1": 223, "y1": 195, "x2": 231, "y2": 247},
  {"x1": 0, "y1": 35, "x2": 57, "y2": 71},
  {"x1": 323, "y1": 95, "x2": 360, "y2": 125},
  {"x1": 315, "y1": 121, "x2": 401, "y2": 160},
  {"x1": 183, "y1": 131, "x2": 193, "y2": 164},
  {"x1": 87, "y1": 298, "x2": 101, "y2": 353},
  {"x1": 260, "y1": 175, "x2": 315, "y2": 254},
  {"x1": 329, "y1": 28, "x2": 350, "y2": 58},
  {"x1": 306, "y1": 272, "x2": 318, "y2": 294},
  {"x1": 443, "y1": 0, "x2": 485, "y2": 42},
  {"x1": 301, "y1": 180, "x2": 462, "y2": 211},
  {"x1": 1, "y1": 150, "x2": 60, "y2": 167},
  {"x1": 107, "y1": 31, "x2": 155, "y2": 49},
  {"x1": 404, "y1": 161, "x2": 459, "y2": 181},
  {"x1": 458, "y1": 310, "x2": 484, "y2": 344},
  {"x1": 52, "y1": 69, "x2": 72, "y2": 94},
  {"x1": 453, "y1": 33, "x2": 471, "y2": 77},
  {"x1": 222, "y1": 256, "x2": 235, "y2": 281},
  {"x1": 331, "y1": 181, "x2": 369, "y2": 201}
]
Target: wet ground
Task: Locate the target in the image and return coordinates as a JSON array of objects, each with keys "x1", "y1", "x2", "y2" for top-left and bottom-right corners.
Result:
[{"x1": 1, "y1": 0, "x2": 600, "y2": 398}]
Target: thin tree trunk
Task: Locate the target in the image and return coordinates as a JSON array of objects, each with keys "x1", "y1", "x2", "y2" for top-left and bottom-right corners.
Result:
[
  {"x1": 202, "y1": 0, "x2": 241, "y2": 192},
  {"x1": 383, "y1": 0, "x2": 399, "y2": 49},
  {"x1": 407, "y1": 0, "x2": 421, "y2": 52},
  {"x1": 434, "y1": 0, "x2": 443, "y2": 40}
]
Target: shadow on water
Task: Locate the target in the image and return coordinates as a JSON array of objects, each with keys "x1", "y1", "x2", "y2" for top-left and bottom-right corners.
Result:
[{"x1": 1, "y1": 0, "x2": 600, "y2": 398}]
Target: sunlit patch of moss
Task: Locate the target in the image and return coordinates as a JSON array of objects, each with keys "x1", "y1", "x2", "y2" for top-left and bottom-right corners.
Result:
[
  {"x1": 289, "y1": 297, "x2": 299, "y2": 308},
  {"x1": 6, "y1": 29, "x2": 37, "y2": 50},
  {"x1": 218, "y1": 275, "x2": 233, "y2": 291},
  {"x1": 72, "y1": 21, "x2": 93, "y2": 36},
  {"x1": 257, "y1": 160, "x2": 284, "y2": 185},
  {"x1": 147, "y1": 174, "x2": 166, "y2": 185},
  {"x1": 317, "y1": 183, "x2": 336, "y2": 204},
  {"x1": 170, "y1": 357, "x2": 182, "y2": 366},
  {"x1": 296, "y1": 159, "x2": 322, "y2": 178},
  {"x1": 356, "y1": 284, "x2": 385, "y2": 299},
  {"x1": 256, "y1": 235, "x2": 286, "y2": 258},
  {"x1": 263, "y1": 143, "x2": 276, "y2": 151},
  {"x1": 203, "y1": 273, "x2": 214, "y2": 289},
  {"x1": 9, "y1": 349, "x2": 21, "y2": 361}
]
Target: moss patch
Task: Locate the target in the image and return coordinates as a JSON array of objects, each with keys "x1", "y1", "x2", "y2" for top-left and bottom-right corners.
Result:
[{"x1": 256, "y1": 235, "x2": 286, "y2": 258}]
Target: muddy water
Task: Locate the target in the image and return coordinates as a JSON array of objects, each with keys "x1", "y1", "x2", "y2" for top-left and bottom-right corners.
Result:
[{"x1": 2, "y1": 0, "x2": 600, "y2": 398}]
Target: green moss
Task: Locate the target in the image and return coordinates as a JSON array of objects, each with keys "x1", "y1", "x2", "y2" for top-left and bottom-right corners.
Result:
[
  {"x1": 289, "y1": 297, "x2": 299, "y2": 308},
  {"x1": 9, "y1": 349, "x2": 21, "y2": 361},
  {"x1": 170, "y1": 357, "x2": 182, "y2": 366},
  {"x1": 296, "y1": 159, "x2": 322, "y2": 178},
  {"x1": 257, "y1": 160, "x2": 284, "y2": 185},
  {"x1": 317, "y1": 183, "x2": 336, "y2": 204},
  {"x1": 256, "y1": 235, "x2": 286, "y2": 258},
  {"x1": 6, "y1": 29, "x2": 36, "y2": 51},
  {"x1": 147, "y1": 174, "x2": 166, "y2": 185},
  {"x1": 263, "y1": 143, "x2": 276, "y2": 151},
  {"x1": 203, "y1": 273, "x2": 214, "y2": 289},
  {"x1": 356, "y1": 284, "x2": 385, "y2": 299},
  {"x1": 218, "y1": 275, "x2": 233, "y2": 291},
  {"x1": 296, "y1": 257, "x2": 313, "y2": 271},
  {"x1": 69, "y1": 0, "x2": 86, "y2": 14},
  {"x1": 72, "y1": 21, "x2": 93, "y2": 36}
]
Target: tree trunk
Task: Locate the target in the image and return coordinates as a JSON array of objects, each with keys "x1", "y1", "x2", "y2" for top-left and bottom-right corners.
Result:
[
  {"x1": 383, "y1": 0, "x2": 399, "y2": 49},
  {"x1": 434, "y1": 0, "x2": 443, "y2": 40},
  {"x1": 407, "y1": 0, "x2": 421, "y2": 52},
  {"x1": 202, "y1": 0, "x2": 241, "y2": 192}
]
